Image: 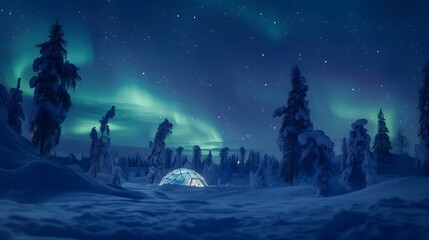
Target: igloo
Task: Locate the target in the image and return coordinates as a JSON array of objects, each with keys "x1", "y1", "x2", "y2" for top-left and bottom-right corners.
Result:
[{"x1": 159, "y1": 168, "x2": 208, "y2": 187}]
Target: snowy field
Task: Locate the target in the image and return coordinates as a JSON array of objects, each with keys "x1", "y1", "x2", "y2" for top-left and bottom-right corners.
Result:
[
  {"x1": 1, "y1": 177, "x2": 429, "y2": 240},
  {"x1": 1, "y1": 116, "x2": 429, "y2": 240}
]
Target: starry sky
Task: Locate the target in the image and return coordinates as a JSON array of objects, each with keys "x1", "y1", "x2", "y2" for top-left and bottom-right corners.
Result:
[{"x1": 0, "y1": 0, "x2": 428, "y2": 157}]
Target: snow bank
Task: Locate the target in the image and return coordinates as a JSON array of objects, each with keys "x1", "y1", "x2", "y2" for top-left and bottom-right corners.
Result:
[
  {"x1": 0, "y1": 161, "x2": 149, "y2": 202},
  {"x1": 0, "y1": 121, "x2": 150, "y2": 201},
  {"x1": 0, "y1": 109, "x2": 41, "y2": 169}
]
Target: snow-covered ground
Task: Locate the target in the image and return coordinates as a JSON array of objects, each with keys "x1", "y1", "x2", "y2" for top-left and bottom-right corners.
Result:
[
  {"x1": 1, "y1": 177, "x2": 429, "y2": 240},
  {"x1": 1, "y1": 114, "x2": 429, "y2": 239}
]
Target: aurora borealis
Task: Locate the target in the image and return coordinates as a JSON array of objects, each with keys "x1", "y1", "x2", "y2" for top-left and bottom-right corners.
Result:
[{"x1": 0, "y1": 0, "x2": 428, "y2": 157}]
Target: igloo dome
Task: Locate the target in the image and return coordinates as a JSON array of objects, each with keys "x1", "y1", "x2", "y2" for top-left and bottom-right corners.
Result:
[{"x1": 159, "y1": 168, "x2": 208, "y2": 187}]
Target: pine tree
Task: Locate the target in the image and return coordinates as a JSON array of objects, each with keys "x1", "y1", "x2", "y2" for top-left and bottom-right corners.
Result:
[
  {"x1": 299, "y1": 130, "x2": 335, "y2": 196},
  {"x1": 417, "y1": 64, "x2": 429, "y2": 176},
  {"x1": 340, "y1": 137, "x2": 347, "y2": 172},
  {"x1": 29, "y1": 22, "x2": 81, "y2": 156},
  {"x1": 341, "y1": 119, "x2": 377, "y2": 191},
  {"x1": 273, "y1": 66, "x2": 313, "y2": 184},
  {"x1": 192, "y1": 145, "x2": 202, "y2": 172},
  {"x1": 146, "y1": 119, "x2": 173, "y2": 184},
  {"x1": 373, "y1": 109, "x2": 392, "y2": 174},
  {"x1": 88, "y1": 106, "x2": 116, "y2": 178}
]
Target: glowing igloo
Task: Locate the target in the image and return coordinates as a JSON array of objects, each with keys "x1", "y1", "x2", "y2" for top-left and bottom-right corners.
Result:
[{"x1": 159, "y1": 168, "x2": 208, "y2": 187}]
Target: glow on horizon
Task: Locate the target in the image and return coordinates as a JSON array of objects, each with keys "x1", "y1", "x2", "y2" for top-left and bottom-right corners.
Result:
[{"x1": 330, "y1": 101, "x2": 396, "y2": 139}]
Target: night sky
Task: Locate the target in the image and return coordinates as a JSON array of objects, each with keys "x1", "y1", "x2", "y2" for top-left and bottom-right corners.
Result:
[{"x1": 0, "y1": 0, "x2": 428, "y2": 157}]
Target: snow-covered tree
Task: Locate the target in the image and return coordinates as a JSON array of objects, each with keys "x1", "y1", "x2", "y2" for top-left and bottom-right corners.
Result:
[
  {"x1": 227, "y1": 154, "x2": 239, "y2": 175},
  {"x1": 146, "y1": 119, "x2": 173, "y2": 184},
  {"x1": 394, "y1": 130, "x2": 409, "y2": 155},
  {"x1": 363, "y1": 150, "x2": 378, "y2": 187},
  {"x1": 299, "y1": 130, "x2": 335, "y2": 197},
  {"x1": 341, "y1": 119, "x2": 377, "y2": 191},
  {"x1": 273, "y1": 66, "x2": 313, "y2": 184},
  {"x1": 340, "y1": 137, "x2": 347, "y2": 172},
  {"x1": 172, "y1": 146, "x2": 184, "y2": 169},
  {"x1": 192, "y1": 145, "x2": 202, "y2": 172},
  {"x1": 245, "y1": 150, "x2": 260, "y2": 174},
  {"x1": 250, "y1": 154, "x2": 280, "y2": 188},
  {"x1": 203, "y1": 150, "x2": 213, "y2": 168},
  {"x1": 110, "y1": 158, "x2": 122, "y2": 186},
  {"x1": 118, "y1": 156, "x2": 130, "y2": 181},
  {"x1": 29, "y1": 22, "x2": 81, "y2": 156},
  {"x1": 417, "y1": 64, "x2": 429, "y2": 176},
  {"x1": 202, "y1": 150, "x2": 217, "y2": 185},
  {"x1": 373, "y1": 109, "x2": 392, "y2": 174},
  {"x1": 219, "y1": 147, "x2": 229, "y2": 171},
  {"x1": 219, "y1": 147, "x2": 230, "y2": 184},
  {"x1": 88, "y1": 106, "x2": 116, "y2": 178},
  {"x1": 0, "y1": 78, "x2": 25, "y2": 134}
]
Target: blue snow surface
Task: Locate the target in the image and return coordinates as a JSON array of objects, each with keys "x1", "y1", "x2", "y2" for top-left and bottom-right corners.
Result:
[{"x1": 1, "y1": 112, "x2": 429, "y2": 240}]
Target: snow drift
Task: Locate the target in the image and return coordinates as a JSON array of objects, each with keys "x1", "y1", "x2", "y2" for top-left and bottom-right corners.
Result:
[{"x1": 0, "y1": 112, "x2": 149, "y2": 201}]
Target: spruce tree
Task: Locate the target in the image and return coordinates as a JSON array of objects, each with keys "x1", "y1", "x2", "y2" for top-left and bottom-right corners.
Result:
[
  {"x1": 146, "y1": 119, "x2": 173, "y2": 184},
  {"x1": 341, "y1": 119, "x2": 377, "y2": 191},
  {"x1": 192, "y1": 145, "x2": 202, "y2": 172},
  {"x1": 88, "y1": 106, "x2": 116, "y2": 178},
  {"x1": 29, "y1": 22, "x2": 81, "y2": 156},
  {"x1": 373, "y1": 109, "x2": 392, "y2": 174},
  {"x1": 273, "y1": 66, "x2": 313, "y2": 184},
  {"x1": 298, "y1": 130, "x2": 335, "y2": 197},
  {"x1": 418, "y1": 64, "x2": 429, "y2": 176}
]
